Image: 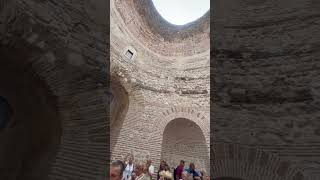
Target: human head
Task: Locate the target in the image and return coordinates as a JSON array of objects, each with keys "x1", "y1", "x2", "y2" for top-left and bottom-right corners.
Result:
[
  {"x1": 189, "y1": 163, "x2": 195, "y2": 170},
  {"x1": 180, "y1": 160, "x2": 185, "y2": 166},
  {"x1": 134, "y1": 162, "x2": 145, "y2": 176},
  {"x1": 160, "y1": 160, "x2": 166, "y2": 169},
  {"x1": 110, "y1": 160, "x2": 125, "y2": 180},
  {"x1": 160, "y1": 160, "x2": 165, "y2": 165},
  {"x1": 147, "y1": 159, "x2": 152, "y2": 165},
  {"x1": 164, "y1": 164, "x2": 170, "y2": 171},
  {"x1": 128, "y1": 156, "x2": 133, "y2": 164}
]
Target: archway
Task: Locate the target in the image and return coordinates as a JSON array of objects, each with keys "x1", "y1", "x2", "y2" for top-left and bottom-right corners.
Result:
[
  {"x1": 0, "y1": 49, "x2": 62, "y2": 180},
  {"x1": 110, "y1": 77, "x2": 129, "y2": 155},
  {"x1": 161, "y1": 118, "x2": 209, "y2": 172}
]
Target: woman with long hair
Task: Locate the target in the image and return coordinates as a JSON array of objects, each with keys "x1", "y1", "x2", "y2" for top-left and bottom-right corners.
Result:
[
  {"x1": 157, "y1": 160, "x2": 165, "y2": 180},
  {"x1": 159, "y1": 163, "x2": 173, "y2": 180}
]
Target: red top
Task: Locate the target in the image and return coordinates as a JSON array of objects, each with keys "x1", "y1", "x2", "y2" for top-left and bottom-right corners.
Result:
[{"x1": 175, "y1": 165, "x2": 184, "y2": 179}]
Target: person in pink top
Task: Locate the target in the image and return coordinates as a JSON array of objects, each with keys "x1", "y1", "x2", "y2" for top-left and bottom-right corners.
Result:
[{"x1": 175, "y1": 160, "x2": 185, "y2": 180}]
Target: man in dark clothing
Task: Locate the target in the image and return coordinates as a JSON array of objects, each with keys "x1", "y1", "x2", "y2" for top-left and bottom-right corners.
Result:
[{"x1": 175, "y1": 160, "x2": 184, "y2": 180}]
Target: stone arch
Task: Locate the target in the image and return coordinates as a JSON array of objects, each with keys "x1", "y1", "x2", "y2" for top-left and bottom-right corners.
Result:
[
  {"x1": 109, "y1": 66, "x2": 145, "y2": 161},
  {"x1": 110, "y1": 81, "x2": 129, "y2": 128},
  {"x1": 0, "y1": 50, "x2": 62, "y2": 179},
  {"x1": 212, "y1": 142, "x2": 305, "y2": 180},
  {"x1": 161, "y1": 118, "x2": 209, "y2": 173},
  {"x1": 149, "y1": 106, "x2": 209, "y2": 173},
  {"x1": 1, "y1": 1, "x2": 109, "y2": 179},
  {"x1": 110, "y1": 76, "x2": 129, "y2": 154},
  {"x1": 153, "y1": 107, "x2": 209, "y2": 145}
]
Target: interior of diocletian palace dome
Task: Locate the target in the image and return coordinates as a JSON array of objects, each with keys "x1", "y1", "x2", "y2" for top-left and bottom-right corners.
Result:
[{"x1": 110, "y1": 0, "x2": 210, "y2": 175}]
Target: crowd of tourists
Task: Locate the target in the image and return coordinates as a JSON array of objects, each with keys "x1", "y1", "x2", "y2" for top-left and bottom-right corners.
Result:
[{"x1": 110, "y1": 156, "x2": 210, "y2": 180}]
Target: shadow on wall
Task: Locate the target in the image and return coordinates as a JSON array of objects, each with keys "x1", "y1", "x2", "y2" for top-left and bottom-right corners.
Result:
[
  {"x1": 0, "y1": 45, "x2": 61, "y2": 180},
  {"x1": 110, "y1": 77, "x2": 129, "y2": 154},
  {"x1": 0, "y1": 96, "x2": 14, "y2": 129}
]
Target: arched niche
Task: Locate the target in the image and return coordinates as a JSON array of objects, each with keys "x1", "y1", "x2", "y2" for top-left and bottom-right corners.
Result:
[
  {"x1": 0, "y1": 54, "x2": 61, "y2": 179},
  {"x1": 110, "y1": 77, "x2": 129, "y2": 153},
  {"x1": 161, "y1": 118, "x2": 209, "y2": 172}
]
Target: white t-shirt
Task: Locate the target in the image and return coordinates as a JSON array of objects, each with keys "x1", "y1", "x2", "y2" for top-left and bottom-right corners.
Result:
[
  {"x1": 148, "y1": 165, "x2": 155, "y2": 175},
  {"x1": 122, "y1": 164, "x2": 134, "y2": 180}
]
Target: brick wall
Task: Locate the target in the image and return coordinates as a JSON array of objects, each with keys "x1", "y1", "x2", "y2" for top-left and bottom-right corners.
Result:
[
  {"x1": 110, "y1": 0, "x2": 210, "y2": 176},
  {"x1": 0, "y1": 0, "x2": 108, "y2": 179}
]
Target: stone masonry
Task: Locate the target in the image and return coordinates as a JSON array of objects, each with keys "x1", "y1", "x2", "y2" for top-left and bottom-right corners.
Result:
[
  {"x1": 110, "y1": 0, "x2": 210, "y2": 175},
  {"x1": 0, "y1": 0, "x2": 108, "y2": 179},
  {"x1": 212, "y1": 0, "x2": 320, "y2": 179}
]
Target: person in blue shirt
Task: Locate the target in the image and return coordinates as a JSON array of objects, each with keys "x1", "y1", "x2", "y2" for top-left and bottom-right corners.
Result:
[{"x1": 185, "y1": 163, "x2": 200, "y2": 179}]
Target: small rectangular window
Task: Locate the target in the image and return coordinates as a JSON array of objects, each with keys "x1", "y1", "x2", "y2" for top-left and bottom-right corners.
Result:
[{"x1": 125, "y1": 50, "x2": 134, "y2": 60}]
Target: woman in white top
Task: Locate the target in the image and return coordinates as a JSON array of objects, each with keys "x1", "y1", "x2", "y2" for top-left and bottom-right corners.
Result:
[
  {"x1": 122, "y1": 157, "x2": 134, "y2": 180},
  {"x1": 145, "y1": 159, "x2": 155, "y2": 178}
]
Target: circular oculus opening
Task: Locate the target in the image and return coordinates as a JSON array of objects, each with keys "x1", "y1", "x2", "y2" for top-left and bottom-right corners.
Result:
[{"x1": 151, "y1": 0, "x2": 210, "y2": 25}]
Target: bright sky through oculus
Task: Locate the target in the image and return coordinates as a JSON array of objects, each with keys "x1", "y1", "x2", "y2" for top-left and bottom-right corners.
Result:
[{"x1": 152, "y1": 0, "x2": 210, "y2": 25}]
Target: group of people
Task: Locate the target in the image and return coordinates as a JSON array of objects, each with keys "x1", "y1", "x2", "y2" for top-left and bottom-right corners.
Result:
[
  {"x1": 157, "y1": 160, "x2": 209, "y2": 180},
  {"x1": 110, "y1": 157, "x2": 154, "y2": 180},
  {"x1": 110, "y1": 157, "x2": 209, "y2": 180}
]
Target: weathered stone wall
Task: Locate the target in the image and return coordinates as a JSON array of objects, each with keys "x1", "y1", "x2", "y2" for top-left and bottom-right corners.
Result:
[
  {"x1": 0, "y1": 55, "x2": 61, "y2": 180},
  {"x1": 212, "y1": 0, "x2": 320, "y2": 179},
  {"x1": 113, "y1": 0, "x2": 209, "y2": 57},
  {"x1": 0, "y1": 0, "x2": 108, "y2": 179},
  {"x1": 111, "y1": 0, "x2": 210, "y2": 175}
]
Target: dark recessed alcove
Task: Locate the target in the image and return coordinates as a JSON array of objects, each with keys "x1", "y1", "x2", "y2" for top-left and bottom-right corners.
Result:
[{"x1": 0, "y1": 44, "x2": 62, "y2": 180}]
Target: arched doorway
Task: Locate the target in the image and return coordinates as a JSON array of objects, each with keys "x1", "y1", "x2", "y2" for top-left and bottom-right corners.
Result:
[
  {"x1": 0, "y1": 51, "x2": 61, "y2": 179},
  {"x1": 161, "y1": 118, "x2": 209, "y2": 173}
]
